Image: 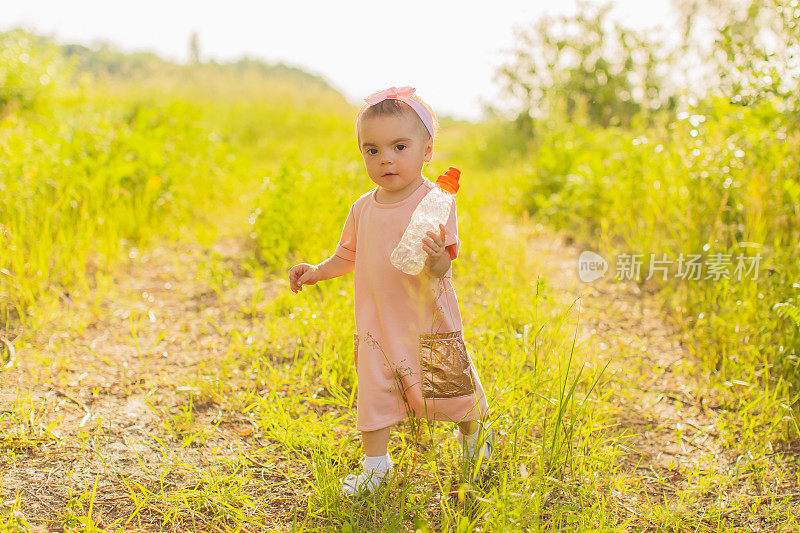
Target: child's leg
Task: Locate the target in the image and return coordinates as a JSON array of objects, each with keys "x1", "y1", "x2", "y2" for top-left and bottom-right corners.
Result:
[
  {"x1": 361, "y1": 425, "x2": 392, "y2": 456},
  {"x1": 455, "y1": 419, "x2": 494, "y2": 464},
  {"x1": 457, "y1": 420, "x2": 479, "y2": 437},
  {"x1": 341, "y1": 424, "x2": 394, "y2": 496}
]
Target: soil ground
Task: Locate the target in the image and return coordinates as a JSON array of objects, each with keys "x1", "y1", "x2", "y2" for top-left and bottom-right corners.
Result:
[{"x1": 1, "y1": 216, "x2": 797, "y2": 531}]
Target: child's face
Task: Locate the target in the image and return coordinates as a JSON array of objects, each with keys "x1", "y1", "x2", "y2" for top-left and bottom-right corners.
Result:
[{"x1": 357, "y1": 111, "x2": 433, "y2": 193}]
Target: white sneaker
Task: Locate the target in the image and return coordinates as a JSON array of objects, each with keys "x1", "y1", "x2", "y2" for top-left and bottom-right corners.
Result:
[{"x1": 340, "y1": 455, "x2": 395, "y2": 496}]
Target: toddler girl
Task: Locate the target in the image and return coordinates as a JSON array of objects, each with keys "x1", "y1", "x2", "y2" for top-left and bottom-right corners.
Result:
[{"x1": 287, "y1": 86, "x2": 493, "y2": 496}]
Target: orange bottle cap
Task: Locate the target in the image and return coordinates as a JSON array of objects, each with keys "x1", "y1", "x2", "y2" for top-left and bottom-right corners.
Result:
[{"x1": 436, "y1": 166, "x2": 460, "y2": 194}]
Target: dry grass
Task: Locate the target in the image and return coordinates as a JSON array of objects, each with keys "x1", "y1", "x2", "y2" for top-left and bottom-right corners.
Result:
[{"x1": 1, "y1": 211, "x2": 797, "y2": 531}]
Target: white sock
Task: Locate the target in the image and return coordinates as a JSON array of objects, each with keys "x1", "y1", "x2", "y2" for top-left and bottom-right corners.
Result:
[
  {"x1": 363, "y1": 453, "x2": 392, "y2": 473},
  {"x1": 461, "y1": 424, "x2": 490, "y2": 461},
  {"x1": 462, "y1": 424, "x2": 480, "y2": 449}
]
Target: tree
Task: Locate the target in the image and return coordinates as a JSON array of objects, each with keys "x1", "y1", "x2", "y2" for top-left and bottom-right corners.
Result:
[
  {"x1": 671, "y1": 0, "x2": 800, "y2": 117},
  {"x1": 495, "y1": 1, "x2": 678, "y2": 132},
  {"x1": 189, "y1": 31, "x2": 201, "y2": 64}
]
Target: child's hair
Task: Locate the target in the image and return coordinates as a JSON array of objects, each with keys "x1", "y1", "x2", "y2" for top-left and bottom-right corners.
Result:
[{"x1": 355, "y1": 96, "x2": 439, "y2": 146}]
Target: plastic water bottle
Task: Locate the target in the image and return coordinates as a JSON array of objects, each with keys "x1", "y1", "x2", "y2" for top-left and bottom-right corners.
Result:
[{"x1": 391, "y1": 167, "x2": 461, "y2": 275}]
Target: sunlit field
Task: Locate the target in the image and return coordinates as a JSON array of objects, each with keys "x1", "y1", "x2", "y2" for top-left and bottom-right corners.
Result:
[{"x1": 1, "y1": 4, "x2": 799, "y2": 529}]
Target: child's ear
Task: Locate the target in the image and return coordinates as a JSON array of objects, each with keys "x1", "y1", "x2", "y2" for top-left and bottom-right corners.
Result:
[{"x1": 424, "y1": 136, "x2": 434, "y2": 161}]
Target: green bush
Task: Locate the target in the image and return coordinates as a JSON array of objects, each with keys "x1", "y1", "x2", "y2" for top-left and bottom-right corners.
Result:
[
  {"x1": 508, "y1": 96, "x2": 799, "y2": 392},
  {"x1": 0, "y1": 30, "x2": 71, "y2": 115}
]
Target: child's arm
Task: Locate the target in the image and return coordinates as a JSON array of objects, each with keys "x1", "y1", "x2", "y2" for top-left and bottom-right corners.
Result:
[
  {"x1": 289, "y1": 201, "x2": 358, "y2": 293},
  {"x1": 316, "y1": 254, "x2": 355, "y2": 280},
  {"x1": 288, "y1": 254, "x2": 354, "y2": 293}
]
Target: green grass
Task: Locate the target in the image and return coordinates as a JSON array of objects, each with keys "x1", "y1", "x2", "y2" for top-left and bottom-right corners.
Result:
[
  {"x1": 502, "y1": 96, "x2": 800, "y2": 430},
  {"x1": 0, "y1": 29, "x2": 351, "y2": 334},
  {"x1": 1, "y1": 27, "x2": 798, "y2": 531}
]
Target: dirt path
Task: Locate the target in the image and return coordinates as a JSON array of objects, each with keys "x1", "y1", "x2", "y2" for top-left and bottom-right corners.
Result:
[
  {"x1": 0, "y1": 235, "x2": 298, "y2": 528},
  {"x1": 1, "y1": 216, "x2": 797, "y2": 530},
  {"x1": 523, "y1": 220, "x2": 798, "y2": 529},
  {"x1": 526, "y1": 230, "x2": 725, "y2": 468}
]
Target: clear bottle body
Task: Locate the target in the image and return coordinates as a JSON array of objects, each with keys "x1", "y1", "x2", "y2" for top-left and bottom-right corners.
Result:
[{"x1": 390, "y1": 185, "x2": 454, "y2": 275}]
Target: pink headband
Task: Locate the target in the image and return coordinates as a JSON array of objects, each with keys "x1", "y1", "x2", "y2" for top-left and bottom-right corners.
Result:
[{"x1": 363, "y1": 86, "x2": 435, "y2": 138}]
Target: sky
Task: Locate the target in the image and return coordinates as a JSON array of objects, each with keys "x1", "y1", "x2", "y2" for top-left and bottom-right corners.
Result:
[{"x1": 2, "y1": 0, "x2": 681, "y2": 122}]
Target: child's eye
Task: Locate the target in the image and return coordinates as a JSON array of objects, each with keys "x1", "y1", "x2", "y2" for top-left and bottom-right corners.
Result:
[
  {"x1": 396, "y1": 144, "x2": 406, "y2": 151},
  {"x1": 367, "y1": 148, "x2": 377, "y2": 155}
]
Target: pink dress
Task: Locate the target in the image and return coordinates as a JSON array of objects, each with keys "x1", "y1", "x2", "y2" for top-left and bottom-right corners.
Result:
[{"x1": 335, "y1": 177, "x2": 491, "y2": 431}]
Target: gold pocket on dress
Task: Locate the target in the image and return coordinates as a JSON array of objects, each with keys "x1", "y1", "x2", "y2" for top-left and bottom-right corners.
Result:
[{"x1": 419, "y1": 330, "x2": 474, "y2": 399}]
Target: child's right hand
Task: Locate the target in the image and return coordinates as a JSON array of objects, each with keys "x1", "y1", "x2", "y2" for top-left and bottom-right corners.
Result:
[{"x1": 288, "y1": 263, "x2": 319, "y2": 293}]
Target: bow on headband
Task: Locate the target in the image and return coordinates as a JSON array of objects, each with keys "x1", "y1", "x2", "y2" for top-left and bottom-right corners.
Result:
[
  {"x1": 362, "y1": 85, "x2": 435, "y2": 138},
  {"x1": 364, "y1": 86, "x2": 416, "y2": 106}
]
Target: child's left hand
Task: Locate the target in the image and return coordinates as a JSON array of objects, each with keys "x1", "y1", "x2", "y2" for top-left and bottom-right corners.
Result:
[
  {"x1": 422, "y1": 220, "x2": 450, "y2": 278},
  {"x1": 422, "y1": 223, "x2": 448, "y2": 263},
  {"x1": 422, "y1": 224, "x2": 451, "y2": 278}
]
